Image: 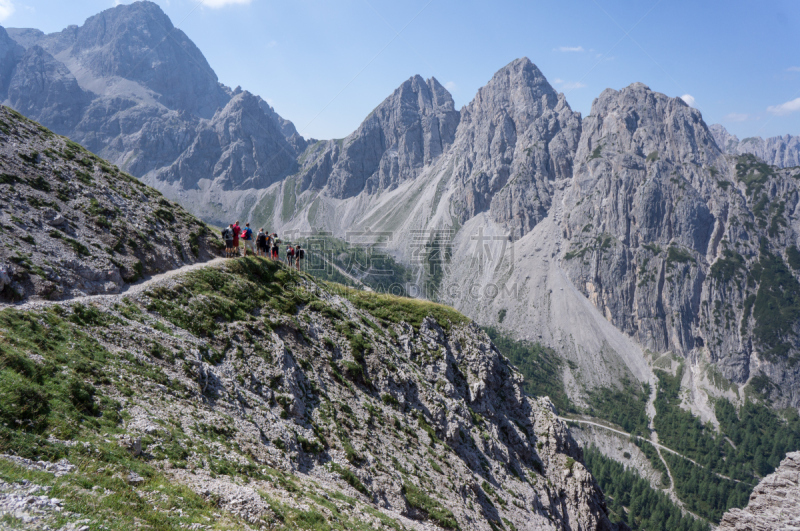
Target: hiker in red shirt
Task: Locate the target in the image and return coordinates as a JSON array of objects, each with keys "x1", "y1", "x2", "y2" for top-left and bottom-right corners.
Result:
[{"x1": 232, "y1": 220, "x2": 241, "y2": 256}]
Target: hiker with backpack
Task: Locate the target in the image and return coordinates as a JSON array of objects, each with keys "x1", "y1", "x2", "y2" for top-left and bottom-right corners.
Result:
[
  {"x1": 271, "y1": 234, "x2": 280, "y2": 260},
  {"x1": 286, "y1": 244, "x2": 295, "y2": 267},
  {"x1": 221, "y1": 224, "x2": 234, "y2": 257},
  {"x1": 232, "y1": 220, "x2": 241, "y2": 256},
  {"x1": 241, "y1": 222, "x2": 254, "y2": 257},
  {"x1": 256, "y1": 228, "x2": 268, "y2": 257},
  {"x1": 295, "y1": 243, "x2": 304, "y2": 271}
]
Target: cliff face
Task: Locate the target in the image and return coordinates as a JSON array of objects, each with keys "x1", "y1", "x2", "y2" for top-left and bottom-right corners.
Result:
[
  {"x1": 451, "y1": 58, "x2": 581, "y2": 239},
  {"x1": 718, "y1": 452, "x2": 800, "y2": 530}
]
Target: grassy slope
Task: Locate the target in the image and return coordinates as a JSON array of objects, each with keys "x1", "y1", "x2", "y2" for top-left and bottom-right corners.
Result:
[{"x1": 3, "y1": 257, "x2": 549, "y2": 530}]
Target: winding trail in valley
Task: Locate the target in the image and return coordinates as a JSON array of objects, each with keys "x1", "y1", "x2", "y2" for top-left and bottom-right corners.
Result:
[{"x1": 559, "y1": 416, "x2": 751, "y2": 485}]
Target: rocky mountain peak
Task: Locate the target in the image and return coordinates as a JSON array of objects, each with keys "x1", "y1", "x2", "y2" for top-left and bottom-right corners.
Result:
[
  {"x1": 448, "y1": 57, "x2": 581, "y2": 237},
  {"x1": 298, "y1": 73, "x2": 460, "y2": 199},
  {"x1": 579, "y1": 82, "x2": 720, "y2": 166},
  {"x1": 67, "y1": 0, "x2": 226, "y2": 118},
  {"x1": 709, "y1": 123, "x2": 800, "y2": 168},
  {"x1": 461, "y1": 57, "x2": 559, "y2": 131},
  {"x1": 0, "y1": 26, "x2": 24, "y2": 96}
]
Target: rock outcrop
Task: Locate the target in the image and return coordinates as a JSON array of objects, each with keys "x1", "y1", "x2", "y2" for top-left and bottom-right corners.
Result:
[
  {"x1": 711, "y1": 123, "x2": 800, "y2": 169},
  {"x1": 718, "y1": 451, "x2": 800, "y2": 530}
]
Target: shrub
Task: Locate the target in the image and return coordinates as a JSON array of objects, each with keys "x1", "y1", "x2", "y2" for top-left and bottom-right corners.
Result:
[{"x1": 402, "y1": 482, "x2": 459, "y2": 529}]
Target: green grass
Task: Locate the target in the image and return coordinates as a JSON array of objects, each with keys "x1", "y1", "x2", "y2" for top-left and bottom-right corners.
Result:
[
  {"x1": 402, "y1": 482, "x2": 459, "y2": 529},
  {"x1": 344, "y1": 289, "x2": 467, "y2": 332},
  {"x1": 144, "y1": 258, "x2": 314, "y2": 337}
]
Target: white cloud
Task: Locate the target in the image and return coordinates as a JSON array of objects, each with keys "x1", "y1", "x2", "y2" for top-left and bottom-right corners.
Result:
[
  {"x1": 551, "y1": 79, "x2": 586, "y2": 91},
  {"x1": 724, "y1": 113, "x2": 750, "y2": 122},
  {"x1": 767, "y1": 97, "x2": 800, "y2": 116},
  {"x1": 787, "y1": 66, "x2": 800, "y2": 72},
  {"x1": 266, "y1": 40, "x2": 278, "y2": 48},
  {"x1": 555, "y1": 46, "x2": 584, "y2": 53},
  {"x1": 562, "y1": 81, "x2": 586, "y2": 90},
  {"x1": 0, "y1": 0, "x2": 15, "y2": 21},
  {"x1": 444, "y1": 81, "x2": 457, "y2": 92},
  {"x1": 201, "y1": 0, "x2": 251, "y2": 7},
  {"x1": 680, "y1": 94, "x2": 697, "y2": 108}
]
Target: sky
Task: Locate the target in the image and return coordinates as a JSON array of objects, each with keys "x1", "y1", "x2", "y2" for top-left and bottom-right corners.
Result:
[{"x1": 1, "y1": 0, "x2": 798, "y2": 141}]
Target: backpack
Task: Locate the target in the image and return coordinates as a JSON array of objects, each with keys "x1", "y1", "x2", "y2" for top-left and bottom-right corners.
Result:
[
  {"x1": 298, "y1": 249, "x2": 305, "y2": 259},
  {"x1": 244, "y1": 227, "x2": 253, "y2": 240},
  {"x1": 222, "y1": 227, "x2": 232, "y2": 240},
  {"x1": 257, "y1": 232, "x2": 266, "y2": 244},
  {"x1": 287, "y1": 246, "x2": 295, "y2": 257}
]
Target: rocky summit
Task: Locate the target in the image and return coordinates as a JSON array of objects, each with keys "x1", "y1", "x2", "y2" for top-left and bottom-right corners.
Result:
[
  {"x1": 0, "y1": 1, "x2": 305, "y2": 221},
  {"x1": 710, "y1": 123, "x2": 800, "y2": 169}
]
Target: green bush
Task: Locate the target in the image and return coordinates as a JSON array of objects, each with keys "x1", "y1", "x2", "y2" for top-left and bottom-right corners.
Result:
[{"x1": 402, "y1": 482, "x2": 459, "y2": 529}]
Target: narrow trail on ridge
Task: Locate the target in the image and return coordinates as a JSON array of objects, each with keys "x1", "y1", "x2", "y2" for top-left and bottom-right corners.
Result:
[{"x1": 0, "y1": 257, "x2": 229, "y2": 312}]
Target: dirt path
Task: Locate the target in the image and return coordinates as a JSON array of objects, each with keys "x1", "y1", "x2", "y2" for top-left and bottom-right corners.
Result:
[
  {"x1": 559, "y1": 416, "x2": 750, "y2": 485},
  {"x1": 0, "y1": 257, "x2": 229, "y2": 312}
]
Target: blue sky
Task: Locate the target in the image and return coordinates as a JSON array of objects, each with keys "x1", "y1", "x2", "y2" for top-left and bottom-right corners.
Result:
[{"x1": 2, "y1": 0, "x2": 799, "y2": 140}]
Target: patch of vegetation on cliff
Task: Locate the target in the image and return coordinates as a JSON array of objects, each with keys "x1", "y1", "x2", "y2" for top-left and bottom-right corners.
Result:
[
  {"x1": 483, "y1": 327, "x2": 574, "y2": 413},
  {"x1": 750, "y1": 242, "x2": 800, "y2": 362},
  {"x1": 735, "y1": 154, "x2": 775, "y2": 196},
  {"x1": 709, "y1": 249, "x2": 746, "y2": 284},
  {"x1": 403, "y1": 481, "x2": 460, "y2": 529},
  {"x1": 345, "y1": 288, "x2": 467, "y2": 332}
]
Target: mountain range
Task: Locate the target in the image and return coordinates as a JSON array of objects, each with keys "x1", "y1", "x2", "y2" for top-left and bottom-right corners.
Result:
[
  {"x1": 3, "y1": 0, "x2": 800, "y2": 435},
  {"x1": 2, "y1": 2, "x2": 800, "y2": 529}
]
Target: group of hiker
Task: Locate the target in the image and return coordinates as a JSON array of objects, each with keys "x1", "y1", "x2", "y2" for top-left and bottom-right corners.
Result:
[{"x1": 220, "y1": 221, "x2": 304, "y2": 270}]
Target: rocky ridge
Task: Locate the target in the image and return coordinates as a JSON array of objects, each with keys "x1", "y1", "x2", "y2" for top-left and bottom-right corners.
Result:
[
  {"x1": 0, "y1": 105, "x2": 220, "y2": 302},
  {"x1": 718, "y1": 451, "x2": 800, "y2": 530},
  {"x1": 711, "y1": 123, "x2": 800, "y2": 169},
  {"x1": 0, "y1": 254, "x2": 618, "y2": 530}
]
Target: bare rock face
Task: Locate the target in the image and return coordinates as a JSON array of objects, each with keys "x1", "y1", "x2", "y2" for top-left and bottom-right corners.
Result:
[
  {"x1": 6, "y1": 45, "x2": 90, "y2": 133},
  {"x1": 711, "y1": 123, "x2": 800, "y2": 169},
  {"x1": 298, "y1": 75, "x2": 460, "y2": 199},
  {"x1": 718, "y1": 452, "x2": 800, "y2": 530},
  {"x1": 560, "y1": 83, "x2": 723, "y2": 355},
  {"x1": 452, "y1": 58, "x2": 581, "y2": 238},
  {"x1": 0, "y1": 26, "x2": 23, "y2": 97},
  {"x1": 153, "y1": 90, "x2": 298, "y2": 191}
]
